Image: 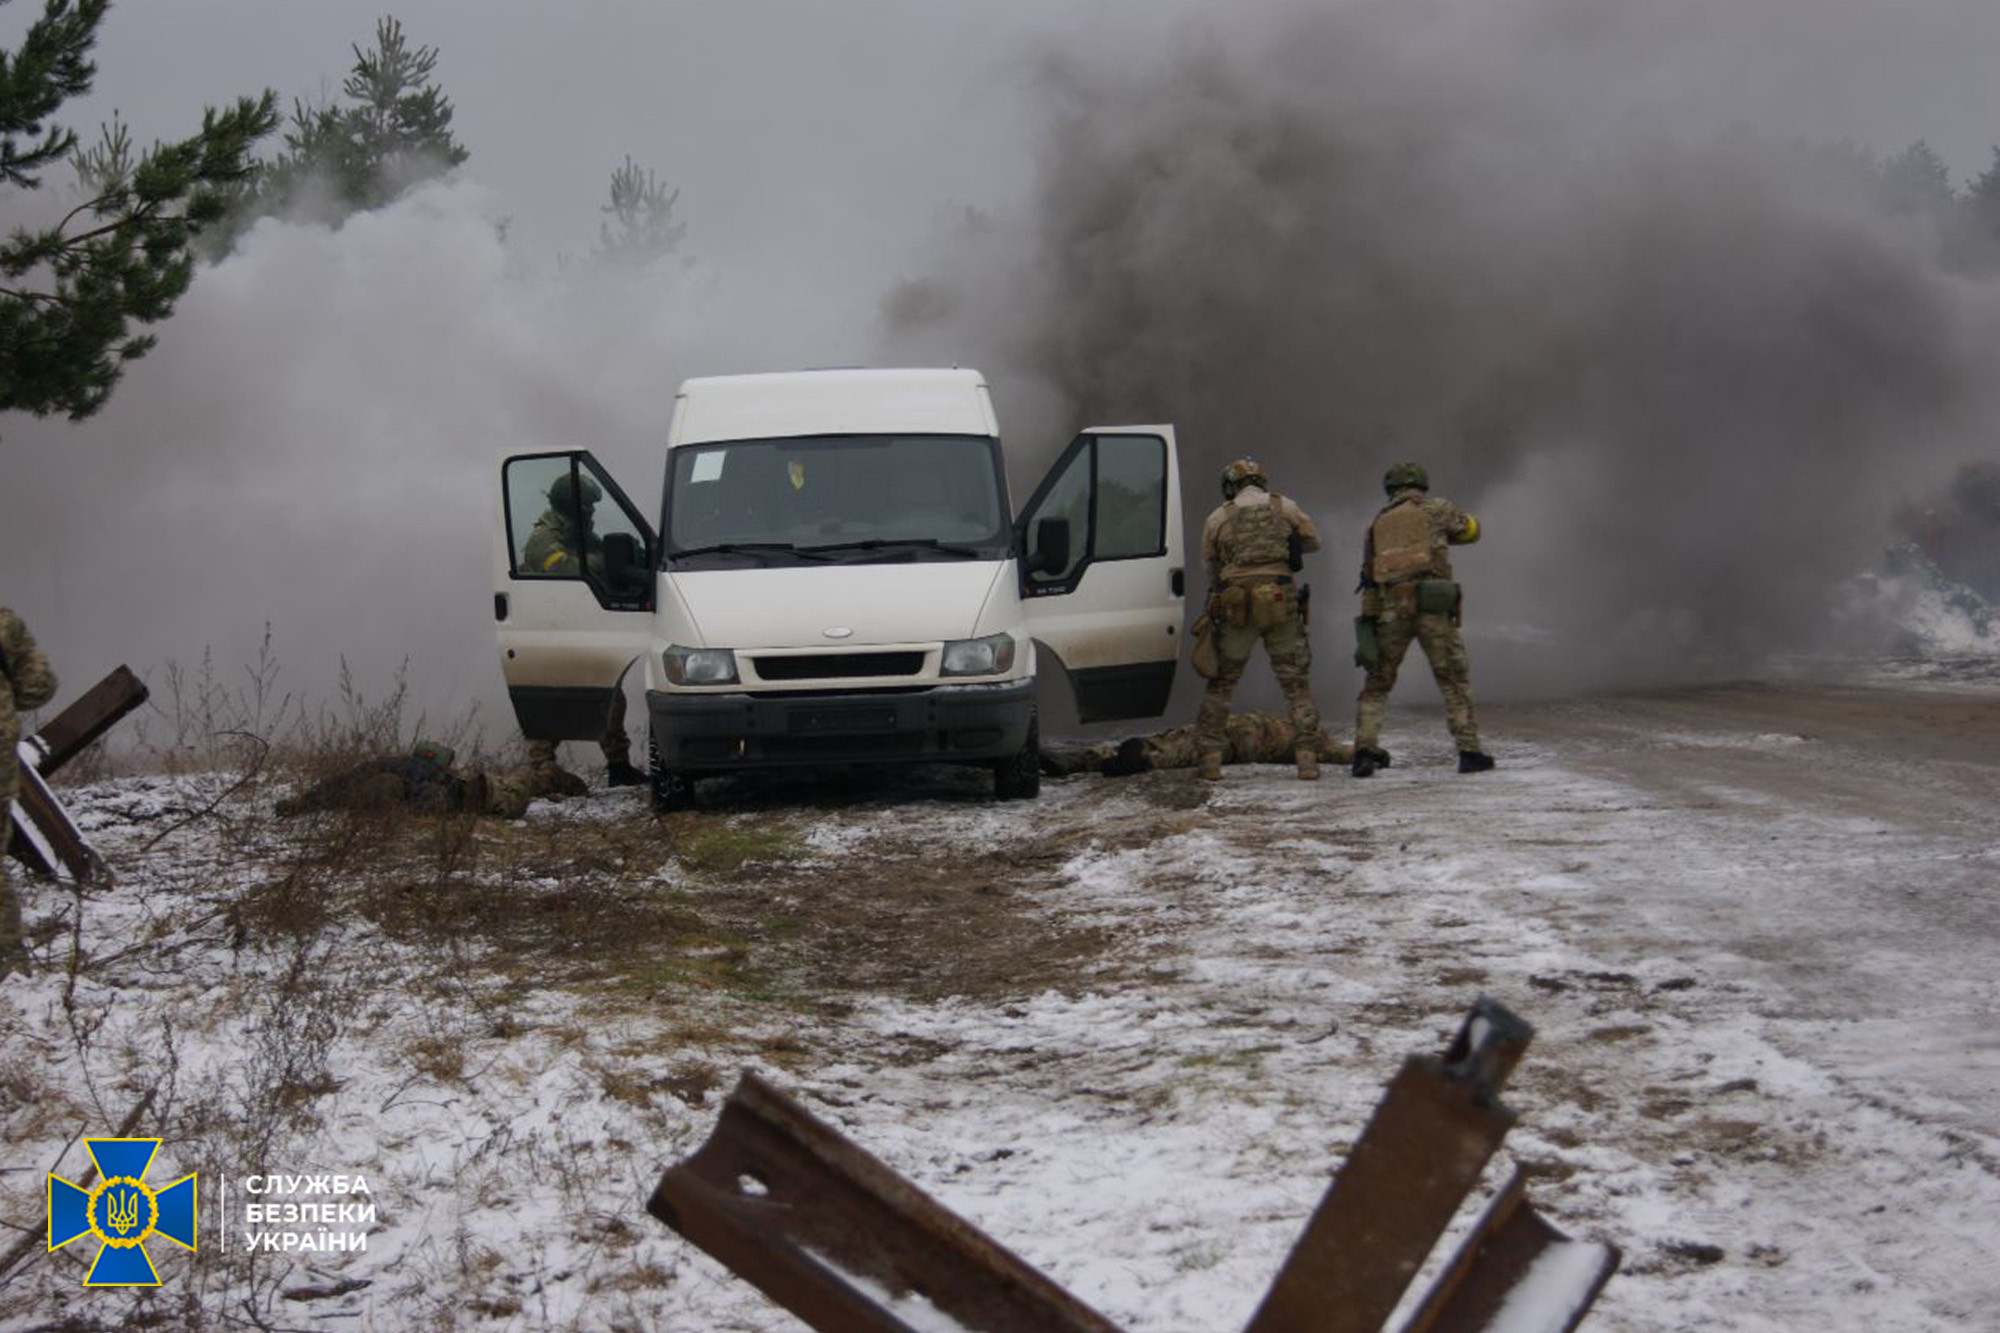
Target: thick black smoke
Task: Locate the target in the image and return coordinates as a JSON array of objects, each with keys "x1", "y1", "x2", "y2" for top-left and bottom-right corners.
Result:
[{"x1": 887, "y1": 2, "x2": 2000, "y2": 693}]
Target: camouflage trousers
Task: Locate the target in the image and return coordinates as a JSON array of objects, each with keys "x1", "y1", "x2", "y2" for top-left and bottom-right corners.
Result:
[
  {"x1": 525, "y1": 688, "x2": 630, "y2": 770},
  {"x1": 1355, "y1": 609, "x2": 1481, "y2": 752},
  {"x1": 1195, "y1": 586, "x2": 1322, "y2": 756},
  {"x1": 1088, "y1": 714, "x2": 1354, "y2": 770},
  {"x1": 480, "y1": 762, "x2": 586, "y2": 819},
  {"x1": 275, "y1": 758, "x2": 582, "y2": 821}
]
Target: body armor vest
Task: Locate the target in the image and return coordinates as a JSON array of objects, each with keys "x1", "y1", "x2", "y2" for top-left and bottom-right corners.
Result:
[
  {"x1": 1369, "y1": 497, "x2": 1438, "y2": 584},
  {"x1": 1223, "y1": 496, "x2": 1295, "y2": 569}
]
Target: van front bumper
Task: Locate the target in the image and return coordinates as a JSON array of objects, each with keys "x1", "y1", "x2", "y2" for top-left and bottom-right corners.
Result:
[{"x1": 647, "y1": 679, "x2": 1034, "y2": 771}]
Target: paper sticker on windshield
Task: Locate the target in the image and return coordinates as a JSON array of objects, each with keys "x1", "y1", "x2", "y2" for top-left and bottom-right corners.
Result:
[{"x1": 689, "y1": 452, "x2": 725, "y2": 483}]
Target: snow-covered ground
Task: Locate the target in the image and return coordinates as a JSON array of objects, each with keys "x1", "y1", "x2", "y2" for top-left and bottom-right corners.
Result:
[{"x1": 3, "y1": 672, "x2": 1998, "y2": 1331}]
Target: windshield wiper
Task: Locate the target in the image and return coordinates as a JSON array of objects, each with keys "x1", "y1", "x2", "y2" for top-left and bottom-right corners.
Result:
[
  {"x1": 802, "y1": 538, "x2": 990, "y2": 559},
  {"x1": 668, "y1": 542, "x2": 836, "y2": 562}
]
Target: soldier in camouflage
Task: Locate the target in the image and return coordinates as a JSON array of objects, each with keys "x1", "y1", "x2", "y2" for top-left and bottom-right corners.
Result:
[
  {"x1": 521, "y1": 471, "x2": 643, "y2": 789},
  {"x1": 274, "y1": 739, "x2": 586, "y2": 820},
  {"x1": 1351, "y1": 462, "x2": 1494, "y2": 776},
  {"x1": 2, "y1": 605, "x2": 58, "y2": 977},
  {"x1": 1194, "y1": 459, "x2": 1325, "y2": 780},
  {"x1": 1042, "y1": 711, "x2": 1376, "y2": 777}
]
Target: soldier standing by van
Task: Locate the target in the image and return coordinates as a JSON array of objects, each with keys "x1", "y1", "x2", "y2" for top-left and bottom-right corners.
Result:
[
  {"x1": 2, "y1": 605, "x2": 58, "y2": 977},
  {"x1": 1350, "y1": 463, "x2": 1494, "y2": 776},
  {"x1": 522, "y1": 472, "x2": 644, "y2": 788},
  {"x1": 1193, "y1": 459, "x2": 1324, "y2": 781}
]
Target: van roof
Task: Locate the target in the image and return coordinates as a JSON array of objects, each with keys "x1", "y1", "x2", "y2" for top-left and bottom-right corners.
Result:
[{"x1": 670, "y1": 367, "x2": 996, "y2": 445}]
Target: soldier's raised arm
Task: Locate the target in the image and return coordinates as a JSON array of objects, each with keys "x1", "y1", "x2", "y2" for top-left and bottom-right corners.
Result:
[
  {"x1": 1280, "y1": 495, "x2": 1323, "y2": 553},
  {"x1": 1438, "y1": 498, "x2": 1480, "y2": 545}
]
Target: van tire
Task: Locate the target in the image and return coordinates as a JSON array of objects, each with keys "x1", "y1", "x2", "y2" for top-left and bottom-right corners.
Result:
[
  {"x1": 993, "y1": 710, "x2": 1041, "y2": 801},
  {"x1": 648, "y1": 732, "x2": 697, "y2": 812}
]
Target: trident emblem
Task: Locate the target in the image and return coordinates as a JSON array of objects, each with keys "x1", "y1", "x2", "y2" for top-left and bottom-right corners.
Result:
[{"x1": 106, "y1": 1185, "x2": 142, "y2": 1235}]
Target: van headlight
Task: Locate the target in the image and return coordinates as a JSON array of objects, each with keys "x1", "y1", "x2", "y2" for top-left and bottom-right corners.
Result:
[
  {"x1": 663, "y1": 646, "x2": 739, "y2": 685},
  {"x1": 939, "y1": 633, "x2": 1016, "y2": 677}
]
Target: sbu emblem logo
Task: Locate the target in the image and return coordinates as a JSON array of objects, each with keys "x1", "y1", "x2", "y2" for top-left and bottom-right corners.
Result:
[{"x1": 48, "y1": 1138, "x2": 197, "y2": 1286}]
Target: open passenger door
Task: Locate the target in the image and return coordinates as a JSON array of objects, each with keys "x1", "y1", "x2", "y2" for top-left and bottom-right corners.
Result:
[
  {"x1": 493, "y1": 451, "x2": 656, "y2": 741},
  {"x1": 1016, "y1": 426, "x2": 1184, "y2": 722}
]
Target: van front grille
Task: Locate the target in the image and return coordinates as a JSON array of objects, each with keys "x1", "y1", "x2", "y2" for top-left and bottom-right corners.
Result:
[{"x1": 752, "y1": 652, "x2": 925, "y2": 681}]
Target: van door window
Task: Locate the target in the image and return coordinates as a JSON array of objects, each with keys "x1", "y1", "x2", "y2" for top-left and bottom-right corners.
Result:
[
  {"x1": 1019, "y1": 431, "x2": 1170, "y2": 594},
  {"x1": 1022, "y1": 444, "x2": 1090, "y2": 589},
  {"x1": 1092, "y1": 434, "x2": 1167, "y2": 559},
  {"x1": 504, "y1": 454, "x2": 653, "y2": 609}
]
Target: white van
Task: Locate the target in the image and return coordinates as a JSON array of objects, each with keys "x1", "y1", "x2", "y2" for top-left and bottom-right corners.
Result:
[{"x1": 491, "y1": 367, "x2": 1185, "y2": 806}]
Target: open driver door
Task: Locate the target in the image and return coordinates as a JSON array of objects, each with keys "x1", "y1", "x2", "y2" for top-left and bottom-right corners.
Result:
[{"x1": 493, "y1": 451, "x2": 655, "y2": 742}]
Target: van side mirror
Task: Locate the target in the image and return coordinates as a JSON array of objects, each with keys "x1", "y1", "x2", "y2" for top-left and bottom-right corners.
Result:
[{"x1": 1029, "y1": 517, "x2": 1072, "y2": 576}]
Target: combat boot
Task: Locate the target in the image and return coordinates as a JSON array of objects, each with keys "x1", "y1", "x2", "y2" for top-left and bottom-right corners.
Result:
[
  {"x1": 1350, "y1": 745, "x2": 1389, "y2": 778},
  {"x1": 1100, "y1": 738, "x2": 1154, "y2": 778},
  {"x1": 1457, "y1": 751, "x2": 1496, "y2": 774},
  {"x1": 1198, "y1": 751, "x2": 1224, "y2": 782},
  {"x1": 1295, "y1": 747, "x2": 1320, "y2": 781},
  {"x1": 605, "y1": 759, "x2": 645, "y2": 788}
]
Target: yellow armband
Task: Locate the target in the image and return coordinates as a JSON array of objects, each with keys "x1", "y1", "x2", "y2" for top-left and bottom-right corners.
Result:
[
  {"x1": 1455, "y1": 515, "x2": 1480, "y2": 544},
  {"x1": 541, "y1": 549, "x2": 571, "y2": 571}
]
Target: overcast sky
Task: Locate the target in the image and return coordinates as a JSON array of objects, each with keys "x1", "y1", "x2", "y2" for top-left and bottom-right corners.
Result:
[
  {"x1": 26, "y1": 0, "x2": 2000, "y2": 271},
  {"x1": 5, "y1": 0, "x2": 2000, "y2": 746}
]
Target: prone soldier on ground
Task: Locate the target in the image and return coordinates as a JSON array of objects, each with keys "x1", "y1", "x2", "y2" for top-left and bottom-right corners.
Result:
[
  {"x1": 273, "y1": 740, "x2": 584, "y2": 820},
  {"x1": 1191, "y1": 459, "x2": 1326, "y2": 782},
  {"x1": 522, "y1": 470, "x2": 644, "y2": 789},
  {"x1": 1351, "y1": 462, "x2": 1494, "y2": 777},
  {"x1": 1041, "y1": 711, "x2": 1381, "y2": 777},
  {"x1": 2, "y1": 605, "x2": 58, "y2": 978}
]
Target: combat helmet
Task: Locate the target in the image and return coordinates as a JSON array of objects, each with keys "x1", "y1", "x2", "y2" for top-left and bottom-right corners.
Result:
[
  {"x1": 1382, "y1": 462, "x2": 1429, "y2": 495},
  {"x1": 1220, "y1": 457, "x2": 1269, "y2": 499},
  {"x1": 548, "y1": 470, "x2": 603, "y2": 511}
]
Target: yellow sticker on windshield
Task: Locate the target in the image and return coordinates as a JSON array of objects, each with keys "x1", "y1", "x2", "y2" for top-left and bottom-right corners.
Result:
[{"x1": 788, "y1": 461, "x2": 806, "y2": 491}]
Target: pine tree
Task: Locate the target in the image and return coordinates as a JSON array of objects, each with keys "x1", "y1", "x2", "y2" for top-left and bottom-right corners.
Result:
[
  {"x1": 1965, "y1": 147, "x2": 2000, "y2": 244},
  {"x1": 1, "y1": 0, "x2": 278, "y2": 431},
  {"x1": 1879, "y1": 140, "x2": 1955, "y2": 218},
  {"x1": 250, "y1": 15, "x2": 467, "y2": 222},
  {"x1": 594, "y1": 154, "x2": 685, "y2": 269}
]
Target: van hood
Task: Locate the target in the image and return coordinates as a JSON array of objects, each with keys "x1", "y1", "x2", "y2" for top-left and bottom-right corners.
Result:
[{"x1": 668, "y1": 561, "x2": 1009, "y2": 648}]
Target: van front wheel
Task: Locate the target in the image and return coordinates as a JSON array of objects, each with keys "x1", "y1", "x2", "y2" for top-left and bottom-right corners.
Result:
[
  {"x1": 993, "y1": 709, "x2": 1041, "y2": 801},
  {"x1": 649, "y1": 732, "x2": 697, "y2": 813}
]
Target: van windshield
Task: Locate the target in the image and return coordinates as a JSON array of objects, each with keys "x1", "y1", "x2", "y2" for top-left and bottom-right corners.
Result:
[{"x1": 663, "y1": 434, "x2": 1011, "y2": 568}]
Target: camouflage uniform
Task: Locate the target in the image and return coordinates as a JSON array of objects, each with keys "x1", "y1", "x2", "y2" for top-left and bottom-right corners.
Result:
[
  {"x1": 274, "y1": 742, "x2": 586, "y2": 820},
  {"x1": 1195, "y1": 485, "x2": 1324, "y2": 757},
  {"x1": 1354, "y1": 488, "x2": 1483, "y2": 756},
  {"x1": 1055, "y1": 712, "x2": 1364, "y2": 776},
  {"x1": 521, "y1": 505, "x2": 634, "y2": 776},
  {"x1": 2, "y1": 606, "x2": 58, "y2": 976}
]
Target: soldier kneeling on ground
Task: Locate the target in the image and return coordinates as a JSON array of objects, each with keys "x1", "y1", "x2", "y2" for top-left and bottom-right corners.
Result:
[
  {"x1": 274, "y1": 740, "x2": 583, "y2": 820},
  {"x1": 1041, "y1": 711, "x2": 1384, "y2": 778}
]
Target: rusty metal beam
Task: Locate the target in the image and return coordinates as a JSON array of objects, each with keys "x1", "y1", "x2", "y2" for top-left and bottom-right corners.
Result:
[
  {"x1": 648, "y1": 1071, "x2": 1125, "y2": 1333},
  {"x1": 7, "y1": 666, "x2": 141, "y2": 882},
  {"x1": 10, "y1": 748, "x2": 109, "y2": 886},
  {"x1": 648, "y1": 1001, "x2": 1616, "y2": 1333},
  {"x1": 1241, "y1": 998, "x2": 1534, "y2": 1333},
  {"x1": 1402, "y1": 1165, "x2": 1619, "y2": 1333},
  {"x1": 31, "y1": 665, "x2": 148, "y2": 777}
]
